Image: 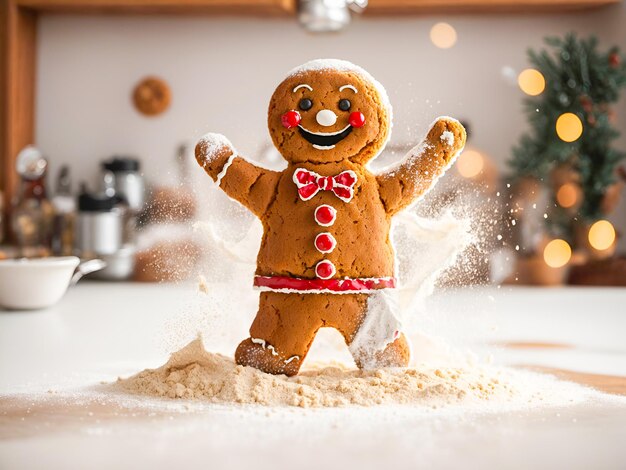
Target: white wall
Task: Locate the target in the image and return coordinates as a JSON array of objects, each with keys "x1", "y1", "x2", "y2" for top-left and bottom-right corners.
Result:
[{"x1": 35, "y1": 5, "x2": 626, "y2": 241}]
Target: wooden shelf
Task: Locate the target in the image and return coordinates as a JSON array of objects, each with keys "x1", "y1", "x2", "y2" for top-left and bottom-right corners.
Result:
[
  {"x1": 14, "y1": 0, "x2": 296, "y2": 15},
  {"x1": 365, "y1": 0, "x2": 619, "y2": 14}
]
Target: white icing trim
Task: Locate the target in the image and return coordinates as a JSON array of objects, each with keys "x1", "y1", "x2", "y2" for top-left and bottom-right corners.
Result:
[
  {"x1": 342, "y1": 170, "x2": 358, "y2": 185},
  {"x1": 252, "y1": 337, "x2": 292, "y2": 361},
  {"x1": 252, "y1": 337, "x2": 278, "y2": 356},
  {"x1": 333, "y1": 178, "x2": 356, "y2": 203},
  {"x1": 312, "y1": 144, "x2": 335, "y2": 150},
  {"x1": 314, "y1": 232, "x2": 337, "y2": 254},
  {"x1": 216, "y1": 153, "x2": 237, "y2": 187},
  {"x1": 339, "y1": 84, "x2": 358, "y2": 93},
  {"x1": 298, "y1": 123, "x2": 351, "y2": 137},
  {"x1": 292, "y1": 168, "x2": 306, "y2": 183},
  {"x1": 253, "y1": 275, "x2": 396, "y2": 295},
  {"x1": 255, "y1": 286, "x2": 390, "y2": 295},
  {"x1": 293, "y1": 83, "x2": 313, "y2": 92},
  {"x1": 292, "y1": 168, "x2": 316, "y2": 201},
  {"x1": 256, "y1": 275, "x2": 396, "y2": 283}
]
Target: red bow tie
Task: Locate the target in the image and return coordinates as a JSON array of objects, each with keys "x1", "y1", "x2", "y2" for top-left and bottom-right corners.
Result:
[{"x1": 292, "y1": 168, "x2": 357, "y2": 203}]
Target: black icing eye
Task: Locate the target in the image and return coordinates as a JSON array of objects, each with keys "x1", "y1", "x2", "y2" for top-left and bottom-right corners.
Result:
[
  {"x1": 299, "y1": 98, "x2": 313, "y2": 111},
  {"x1": 338, "y1": 99, "x2": 351, "y2": 111}
]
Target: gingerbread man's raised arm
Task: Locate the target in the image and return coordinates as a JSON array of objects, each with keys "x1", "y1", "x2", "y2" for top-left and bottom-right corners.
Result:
[
  {"x1": 195, "y1": 133, "x2": 281, "y2": 218},
  {"x1": 376, "y1": 117, "x2": 466, "y2": 216}
]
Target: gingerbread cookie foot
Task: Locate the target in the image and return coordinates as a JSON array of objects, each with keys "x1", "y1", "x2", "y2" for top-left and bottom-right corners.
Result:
[
  {"x1": 352, "y1": 334, "x2": 411, "y2": 370},
  {"x1": 235, "y1": 338, "x2": 302, "y2": 376}
]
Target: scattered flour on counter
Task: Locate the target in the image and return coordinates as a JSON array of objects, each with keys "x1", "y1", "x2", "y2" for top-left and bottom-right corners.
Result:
[
  {"x1": 197, "y1": 275, "x2": 210, "y2": 294},
  {"x1": 116, "y1": 337, "x2": 595, "y2": 409}
]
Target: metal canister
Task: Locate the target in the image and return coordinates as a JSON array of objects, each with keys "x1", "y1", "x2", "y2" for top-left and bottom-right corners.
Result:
[
  {"x1": 101, "y1": 157, "x2": 144, "y2": 212},
  {"x1": 76, "y1": 192, "x2": 123, "y2": 257}
]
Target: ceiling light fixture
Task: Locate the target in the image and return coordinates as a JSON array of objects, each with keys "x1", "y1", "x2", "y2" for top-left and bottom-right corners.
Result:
[{"x1": 298, "y1": 0, "x2": 368, "y2": 32}]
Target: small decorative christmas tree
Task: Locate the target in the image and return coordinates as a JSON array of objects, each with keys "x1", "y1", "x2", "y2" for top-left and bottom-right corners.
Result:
[{"x1": 509, "y1": 34, "x2": 626, "y2": 248}]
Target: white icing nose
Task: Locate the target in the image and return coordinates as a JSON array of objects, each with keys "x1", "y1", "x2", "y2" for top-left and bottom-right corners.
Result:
[{"x1": 316, "y1": 109, "x2": 337, "y2": 127}]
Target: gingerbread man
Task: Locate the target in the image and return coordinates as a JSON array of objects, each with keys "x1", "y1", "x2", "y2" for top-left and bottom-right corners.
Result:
[{"x1": 196, "y1": 59, "x2": 466, "y2": 376}]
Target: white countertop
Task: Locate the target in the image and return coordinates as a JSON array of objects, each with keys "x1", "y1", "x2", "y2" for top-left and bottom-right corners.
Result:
[{"x1": 1, "y1": 283, "x2": 625, "y2": 469}]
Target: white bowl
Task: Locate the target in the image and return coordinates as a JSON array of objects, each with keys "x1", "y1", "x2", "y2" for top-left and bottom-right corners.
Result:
[{"x1": 0, "y1": 256, "x2": 80, "y2": 310}]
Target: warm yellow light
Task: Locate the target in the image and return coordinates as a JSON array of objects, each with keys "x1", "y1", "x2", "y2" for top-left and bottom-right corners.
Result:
[
  {"x1": 430, "y1": 23, "x2": 457, "y2": 49},
  {"x1": 556, "y1": 113, "x2": 583, "y2": 142},
  {"x1": 518, "y1": 69, "x2": 545, "y2": 96},
  {"x1": 456, "y1": 149, "x2": 484, "y2": 178},
  {"x1": 556, "y1": 183, "x2": 580, "y2": 208},
  {"x1": 588, "y1": 220, "x2": 616, "y2": 251},
  {"x1": 543, "y1": 239, "x2": 571, "y2": 268}
]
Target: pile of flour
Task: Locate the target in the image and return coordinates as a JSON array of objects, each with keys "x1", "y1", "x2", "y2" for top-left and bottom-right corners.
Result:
[{"x1": 117, "y1": 337, "x2": 587, "y2": 409}]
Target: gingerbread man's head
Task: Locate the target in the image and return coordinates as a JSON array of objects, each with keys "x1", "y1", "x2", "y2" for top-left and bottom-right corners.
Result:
[{"x1": 268, "y1": 59, "x2": 392, "y2": 166}]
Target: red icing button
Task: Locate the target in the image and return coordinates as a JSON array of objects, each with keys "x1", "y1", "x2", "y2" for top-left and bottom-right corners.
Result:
[
  {"x1": 349, "y1": 111, "x2": 366, "y2": 128},
  {"x1": 281, "y1": 110, "x2": 301, "y2": 129},
  {"x1": 315, "y1": 260, "x2": 336, "y2": 280},
  {"x1": 314, "y1": 233, "x2": 336, "y2": 254},
  {"x1": 314, "y1": 204, "x2": 337, "y2": 227}
]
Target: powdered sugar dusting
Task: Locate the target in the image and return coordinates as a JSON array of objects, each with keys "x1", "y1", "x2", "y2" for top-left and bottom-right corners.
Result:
[
  {"x1": 349, "y1": 291, "x2": 402, "y2": 369},
  {"x1": 197, "y1": 133, "x2": 235, "y2": 164},
  {"x1": 440, "y1": 130, "x2": 454, "y2": 146},
  {"x1": 395, "y1": 210, "x2": 472, "y2": 316}
]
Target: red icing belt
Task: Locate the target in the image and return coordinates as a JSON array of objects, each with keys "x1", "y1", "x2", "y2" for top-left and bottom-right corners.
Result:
[{"x1": 253, "y1": 276, "x2": 396, "y2": 293}]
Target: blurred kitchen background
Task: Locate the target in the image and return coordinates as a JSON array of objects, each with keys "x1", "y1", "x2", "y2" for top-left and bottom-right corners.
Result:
[{"x1": 1, "y1": 0, "x2": 625, "y2": 287}]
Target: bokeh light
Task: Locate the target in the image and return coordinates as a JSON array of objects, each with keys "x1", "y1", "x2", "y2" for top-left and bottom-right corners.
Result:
[
  {"x1": 543, "y1": 239, "x2": 572, "y2": 268},
  {"x1": 456, "y1": 149, "x2": 484, "y2": 178},
  {"x1": 518, "y1": 69, "x2": 545, "y2": 96},
  {"x1": 556, "y1": 183, "x2": 580, "y2": 208},
  {"x1": 430, "y1": 23, "x2": 457, "y2": 49},
  {"x1": 556, "y1": 113, "x2": 583, "y2": 142},
  {"x1": 588, "y1": 220, "x2": 616, "y2": 251}
]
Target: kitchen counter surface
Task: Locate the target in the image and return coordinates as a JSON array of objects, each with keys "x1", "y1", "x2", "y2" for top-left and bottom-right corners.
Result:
[{"x1": 1, "y1": 282, "x2": 625, "y2": 469}]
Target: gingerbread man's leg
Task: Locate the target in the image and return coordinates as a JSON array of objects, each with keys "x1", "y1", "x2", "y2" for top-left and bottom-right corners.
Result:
[
  {"x1": 352, "y1": 334, "x2": 411, "y2": 370},
  {"x1": 236, "y1": 293, "x2": 410, "y2": 375},
  {"x1": 327, "y1": 294, "x2": 411, "y2": 370},
  {"x1": 235, "y1": 292, "x2": 323, "y2": 376}
]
